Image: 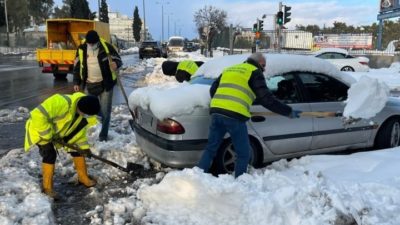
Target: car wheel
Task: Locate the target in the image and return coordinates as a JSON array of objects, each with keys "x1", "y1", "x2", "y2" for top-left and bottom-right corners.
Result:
[
  {"x1": 341, "y1": 66, "x2": 355, "y2": 72},
  {"x1": 375, "y1": 117, "x2": 400, "y2": 149},
  {"x1": 210, "y1": 138, "x2": 261, "y2": 175},
  {"x1": 53, "y1": 73, "x2": 67, "y2": 79}
]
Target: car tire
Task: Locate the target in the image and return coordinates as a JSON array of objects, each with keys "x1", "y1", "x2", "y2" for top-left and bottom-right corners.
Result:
[
  {"x1": 210, "y1": 138, "x2": 262, "y2": 176},
  {"x1": 341, "y1": 66, "x2": 355, "y2": 72},
  {"x1": 374, "y1": 117, "x2": 400, "y2": 149},
  {"x1": 53, "y1": 73, "x2": 67, "y2": 79}
]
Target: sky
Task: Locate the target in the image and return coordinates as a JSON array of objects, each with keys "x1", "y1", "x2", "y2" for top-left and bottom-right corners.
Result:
[{"x1": 54, "y1": 0, "x2": 379, "y2": 41}]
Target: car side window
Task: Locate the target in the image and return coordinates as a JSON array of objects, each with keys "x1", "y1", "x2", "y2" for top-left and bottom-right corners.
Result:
[
  {"x1": 298, "y1": 73, "x2": 348, "y2": 102},
  {"x1": 266, "y1": 74, "x2": 301, "y2": 104}
]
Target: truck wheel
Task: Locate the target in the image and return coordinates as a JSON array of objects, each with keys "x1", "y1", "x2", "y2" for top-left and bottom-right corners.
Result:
[{"x1": 53, "y1": 73, "x2": 67, "y2": 79}]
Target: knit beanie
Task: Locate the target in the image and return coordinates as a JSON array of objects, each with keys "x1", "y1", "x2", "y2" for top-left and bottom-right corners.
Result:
[
  {"x1": 77, "y1": 96, "x2": 100, "y2": 115},
  {"x1": 162, "y1": 61, "x2": 179, "y2": 76},
  {"x1": 85, "y1": 30, "x2": 100, "y2": 44}
]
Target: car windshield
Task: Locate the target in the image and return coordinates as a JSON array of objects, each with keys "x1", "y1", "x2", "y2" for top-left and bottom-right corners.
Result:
[
  {"x1": 142, "y1": 42, "x2": 157, "y2": 47},
  {"x1": 190, "y1": 75, "x2": 215, "y2": 85},
  {"x1": 169, "y1": 39, "x2": 184, "y2": 46}
]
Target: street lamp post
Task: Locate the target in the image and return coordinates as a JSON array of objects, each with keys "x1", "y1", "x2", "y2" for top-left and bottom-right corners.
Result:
[
  {"x1": 143, "y1": 0, "x2": 146, "y2": 40},
  {"x1": 156, "y1": 1, "x2": 169, "y2": 42},
  {"x1": 167, "y1": 13, "x2": 173, "y2": 39}
]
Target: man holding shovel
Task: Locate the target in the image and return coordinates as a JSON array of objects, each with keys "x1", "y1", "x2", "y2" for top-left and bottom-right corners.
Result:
[
  {"x1": 73, "y1": 30, "x2": 122, "y2": 142},
  {"x1": 198, "y1": 53, "x2": 302, "y2": 178},
  {"x1": 24, "y1": 93, "x2": 100, "y2": 198}
]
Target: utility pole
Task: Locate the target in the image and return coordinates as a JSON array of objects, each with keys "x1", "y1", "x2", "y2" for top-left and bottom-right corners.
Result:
[
  {"x1": 229, "y1": 24, "x2": 233, "y2": 55},
  {"x1": 143, "y1": 0, "x2": 147, "y2": 40},
  {"x1": 98, "y1": 0, "x2": 100, "y2": 19},
  {"x1": 277, "y1": 1, "x2": 282, "y2": 53},
  {"x1": 167, "y1": 13, "x2": 173, "y2": 39},
  {"x1": 156, "y1": 1, "x2": 169, "y2": 42},
  {"x1": 1, "y1": 0, "x2": 9, "y2": 47}
]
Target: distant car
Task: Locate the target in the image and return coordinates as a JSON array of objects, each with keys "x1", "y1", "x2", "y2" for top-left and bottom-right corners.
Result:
[
  {"x1": 161, "y1": 42, "x2": 168, "y2": 58},
  {"x1": 313, "y1": 48, "x2": 369, "y2": 72},
  {"x1": 131, "y1": 54, "x2": 400, "y2": 175},
  {"x1": 167, "y1": 36, "x2": 184, "y2": 53},
  {"x1": 184, "y1": 42, "x2": 195, "y2": 52},
  {"x1": 139, "y1": 41, "x2": 163, "y2": 59}
]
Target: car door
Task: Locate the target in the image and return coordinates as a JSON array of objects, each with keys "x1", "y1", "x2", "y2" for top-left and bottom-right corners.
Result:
[
  {"x1": 296, "y1": 72, "x2": 372, "y2": 150},
  {"x1": 249, "y1": 73, "x2": 313, "y2": 155}
]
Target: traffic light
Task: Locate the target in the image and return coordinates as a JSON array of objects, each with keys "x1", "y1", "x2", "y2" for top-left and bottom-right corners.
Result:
[
  {"x1": 258, "y1": 20, "x2": 264, "y2": 31},
  {"x1": 253, "y1": 23, "x2": 257, "y2": 32},
  {"x1": 283, "y1": 5, "x2": 291, "y2": 24},
  {"x1": 277, "y1": 11, "x2": 283, "y2": 25}
]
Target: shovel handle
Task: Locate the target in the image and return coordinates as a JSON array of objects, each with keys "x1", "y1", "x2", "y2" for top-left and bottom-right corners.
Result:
[{"x1": 251, "y1": 111, "x2": 342, "y2": 118}]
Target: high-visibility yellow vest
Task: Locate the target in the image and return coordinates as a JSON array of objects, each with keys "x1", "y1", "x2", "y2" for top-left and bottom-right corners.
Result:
[
  {"x1": 177, "y1": 60, "x2": 199, "y2": 77},
  {"x1": 78, "y1": 38, "x2": 117, "y2": 82},
  {"x1": 210, "y1": 63, "x2": 257, "y2": 118},
  {"x1": 24, "y1": 93, "x2": 98, "y2": 152}
]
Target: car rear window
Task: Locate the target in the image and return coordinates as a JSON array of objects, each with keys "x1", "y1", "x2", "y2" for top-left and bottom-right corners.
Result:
[{"x1": 141, "y1": 42, "x2": 157, "y2": 47}]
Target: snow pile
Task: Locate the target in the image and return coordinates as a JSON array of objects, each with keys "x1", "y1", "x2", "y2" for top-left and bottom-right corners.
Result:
[
  {"x1": 0, "y1": 107, "x2": 30, "y2": 123},
  {"x1": 21, "y1": 53, "x2": 36, "y2": 60},
  {"x1": 135, "y1": 148, "x2": 400, "y2": 225},
  {"x1": 120, "y1": 47, "x2": 139, "y2": 55},
  {"x1": 135, "y1": 58, "x2": 177, "y2": 86},
  {"x1": 129, "y1": 83, "x2": 211, "y2": 120},
  {"x1": 0, "y1": 149, "x2": 54, "y2": 225},
  {"x1": 344, "y1": 76, "x2": 390, "y2": 119}
]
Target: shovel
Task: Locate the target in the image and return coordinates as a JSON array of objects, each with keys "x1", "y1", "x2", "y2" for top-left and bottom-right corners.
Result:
[
  {"x1": 251, "y1": 111, "x2": 343, "y2": 118},
  {"x1": 55, "y1": 140, "x2": 144, "y2": 176}
]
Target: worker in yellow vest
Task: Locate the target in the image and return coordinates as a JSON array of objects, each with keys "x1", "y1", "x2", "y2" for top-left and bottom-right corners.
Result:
[
  {"x1": 73, "y1": 30, "x2": 122, "y2": 142},
  {"x1": 24, "y1": 93, "x2": 100, "y2": 198},
  {"x1": 162, "y1": 60, "x2": 204, "y2": 82},
  {"x1": 198, "y1": 53, "x2": 302, "y2": 177}
]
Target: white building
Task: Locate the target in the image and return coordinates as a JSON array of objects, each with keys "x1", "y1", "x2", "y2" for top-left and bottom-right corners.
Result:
[{"x1": 108, "y1": 11, "x2": 150, "y2": 43}]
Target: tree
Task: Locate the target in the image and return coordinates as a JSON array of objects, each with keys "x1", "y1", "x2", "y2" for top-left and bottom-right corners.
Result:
[
  {"x1": 53, "y1": 0, "x2": 72, "y2": 18},
  {"x1": 132, "y1": 6, "x2": 142, "y2": 42},
  {"x1": 28, "y1": 0, "x2": 54, "y2": 25},
  {"x1": 99, "y1": 0, "x2": 109, "y2": 23},
  {"x1": 0, "y1": 3, "x2": 5, "y2": 27},
  {"x1": 7, "y1": 0, "x2": 30, "y2": 33},
  {"x1": 194, "y1": 5, "x2": 227, "y2": 56},
  {"x1": 70, "y1": 0, "x2": 95, "y2": 19}
]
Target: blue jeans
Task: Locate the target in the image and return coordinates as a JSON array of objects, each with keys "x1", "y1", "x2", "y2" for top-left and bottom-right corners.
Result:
[
  {"x1": 198, "y1": 113, "x2": 251, "y2": 178},
  {"x1": 98, "y1": 88, "x2": 113, "y2": 140}
]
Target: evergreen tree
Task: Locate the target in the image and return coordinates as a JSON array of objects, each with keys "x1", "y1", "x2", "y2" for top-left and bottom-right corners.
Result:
[
  {"x1": 53, "y1": 0, "x2": 71, "y2": 18},
  {"x1": 7, "y1": 0, "x2": 30, "y2": 33},
  {"x1": 70, "y1": 0, "x2": 94, "y2": 19},
  {"x1": 28, "y1": 0, "x2": 54, "y2": 25},
  {"x1": 132, "y1": 6, "x2": 142, "y2": 42},
  {"x1": 99, "y1": 0, "x2": 109, "y2": 23}
]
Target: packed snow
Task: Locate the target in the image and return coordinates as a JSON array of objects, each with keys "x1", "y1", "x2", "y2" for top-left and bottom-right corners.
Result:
[
  {"x1": 120, "y1": 47, "x2": 139, "y2": 55},
  {"x1": 348, "y1": 62, "x2": 400, "y2": 90},
  {"x1": 344, "y1": 76, "x2": 390, "y2": 120}
]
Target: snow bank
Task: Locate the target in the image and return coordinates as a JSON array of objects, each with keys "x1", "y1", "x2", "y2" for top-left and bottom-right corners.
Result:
[
  {"x1": 136, "y1": 148, "x2": 400, "y2": 225},
  {"x1": 120, "y1": 47, "x2": 139, "y2": 55},
  {"x1": 129, "y1": 83, "x2": 211, "y2": 120},
  {"x1": 134, "y1": 58, "x2": 177, "y2": 86},
  {"x1": 0, "y1": 107, "x2": 30, "y2": 123},
  {"x1": 344, "y1": 76, "x2": 390, "y2": 120}
]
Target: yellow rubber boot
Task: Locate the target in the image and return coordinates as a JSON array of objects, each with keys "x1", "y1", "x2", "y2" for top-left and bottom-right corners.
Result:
[
  {"x1": 42, "y1": 163, "x2": 57, "y2": 198},
  {"x1": 73, "y1": 156, "x2": 96, "y2": 187}
]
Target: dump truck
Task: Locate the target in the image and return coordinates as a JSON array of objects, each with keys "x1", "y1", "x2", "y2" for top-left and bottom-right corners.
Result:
[{"x1": 36, "y1": 18, "x2": 111, "y2": 79}]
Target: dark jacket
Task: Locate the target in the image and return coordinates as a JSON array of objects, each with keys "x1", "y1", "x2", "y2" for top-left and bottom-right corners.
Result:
[
  {"x1": 210, "y1": 58, "x2": 292, "y2": 121},
  {"x1": 73, "y1": 42, "x2": 122, "y2": 91}
]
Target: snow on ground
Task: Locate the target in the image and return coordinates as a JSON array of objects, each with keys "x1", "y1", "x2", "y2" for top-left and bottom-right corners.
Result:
[
  {"x1": 344, "y1": 76, "x2": 390, "y2": 120},
  {"x1": 0, "y1": 107, "x2": 30, "y2": 123},
  {"x1": 120, "y1": 47, "x2": 139, "y2": 55}
]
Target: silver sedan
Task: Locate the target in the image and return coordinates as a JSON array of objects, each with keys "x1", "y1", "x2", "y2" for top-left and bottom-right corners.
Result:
[{"x1": 130, "y1": 54, "x2": 400, "y2": 174}]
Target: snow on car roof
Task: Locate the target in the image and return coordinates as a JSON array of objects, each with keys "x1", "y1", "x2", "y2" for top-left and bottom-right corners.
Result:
[
  {"x1": 194, "y1": 53, "x2": 355, "y2": 85},
  {"x1": 312, "y1": 48, "x2": 349, "y2": 56}
]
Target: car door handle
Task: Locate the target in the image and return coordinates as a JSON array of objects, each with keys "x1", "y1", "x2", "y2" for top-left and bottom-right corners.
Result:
[{"x1": 251, "y1": 116, "x2": 266, "y2": 122}]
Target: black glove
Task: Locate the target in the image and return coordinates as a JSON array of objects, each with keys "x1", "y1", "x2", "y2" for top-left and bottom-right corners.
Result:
[{"x1": 290, "y1": 110, "x2": 302, "y2": 118}]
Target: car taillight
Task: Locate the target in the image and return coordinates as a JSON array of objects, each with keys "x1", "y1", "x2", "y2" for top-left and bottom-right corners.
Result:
[
  {"x1": 157, "y1": 118, "x2": 185, "y2": 134},
  {"x1": 359, "y1": 61, "x2": 368, "y2": 65}
]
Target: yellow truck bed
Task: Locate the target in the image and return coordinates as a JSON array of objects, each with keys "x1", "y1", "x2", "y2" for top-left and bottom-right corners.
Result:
[{"x1": 37, "y1": 18, "x2": 111, "y2": 77}]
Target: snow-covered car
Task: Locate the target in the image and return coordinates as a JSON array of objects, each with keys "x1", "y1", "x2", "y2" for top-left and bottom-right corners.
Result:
[
  {"x1": 129, "y1": 54, "x2": 400, "y2": 174},
  {"x1": 313, "y1": 48, "x2": 369, "y2": 72}
]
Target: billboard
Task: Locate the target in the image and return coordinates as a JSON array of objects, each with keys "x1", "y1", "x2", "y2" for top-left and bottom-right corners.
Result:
[
  {"x1": 380, "y1": 0, "x2": 400, "y2": 13},
  {"x1": 313, "y1": 34, "x2": 373, "y2": 50}
]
